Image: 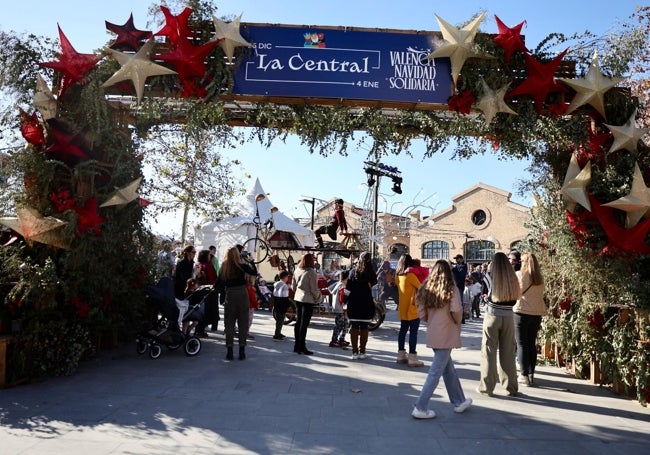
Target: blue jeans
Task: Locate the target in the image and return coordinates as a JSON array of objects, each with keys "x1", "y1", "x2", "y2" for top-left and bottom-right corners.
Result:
[
  {"x1": 398, "y1": 318, "x2": 420, "y2": 353},
  {"x1": 414, "y1": 348, "x2": 466, "y2": 410}
]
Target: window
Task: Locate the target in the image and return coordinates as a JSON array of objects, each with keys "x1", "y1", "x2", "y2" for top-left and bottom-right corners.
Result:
[
  {"x1": 422, "y1": 240, "x2": 449, "y2": 260},
  {"x1": 389, "y1": 243, "x2": 409, "y2": 260},
  {"x1": 466, "y1": 239, "x2": 495, "y2": 262},
  {"x1": 471, "y1": 209, "x2": 487, "y2": 226}
]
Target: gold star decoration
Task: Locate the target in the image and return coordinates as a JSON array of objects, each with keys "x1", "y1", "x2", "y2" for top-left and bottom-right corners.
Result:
[
  {"x1": 604, "y1": 110, "x2": 649, "y2": 155},
  {"x1": 211, "y1": 13, "x2": 254, "y2": 64},
  {"x1": 559, "y1": 51, "x2": 624, "y2": 119},
  {"x1": 0, "y1": 206, "x2": 68, "y2": 248},
  {"x1": 476, "y1": 79, "x2": 517, "y2": 125},
  {"x1": 100, "y1": 177, "x2": 142, "y2": 209},
  {"x1": 561, "y1": 154, "x2": 591, "y2": 212},
  {"x1": 33, "y1": 74, "x2": 57, "y2": 120},
  {"x1": 426, "y1": 12, "x2": 493, "y2": 87},
  {"x1": 603, "y1": 162, "x2": 650, "y2": 228},
  {"x1": 101, "y1": 39, "x2": 177, "y2": 102}
]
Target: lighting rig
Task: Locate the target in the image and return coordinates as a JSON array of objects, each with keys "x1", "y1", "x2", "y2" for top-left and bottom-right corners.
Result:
[{"x1": 364, "y1": 162, "x2": 403, "y2": 260}]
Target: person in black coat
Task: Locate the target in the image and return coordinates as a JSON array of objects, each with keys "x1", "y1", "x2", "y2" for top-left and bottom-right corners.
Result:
[
  {"x1": 346, "y1": 252, "x2": 377, "y2": 360},
  {"x1": 174, "y1": 245, "x2": 196, "y2": 299}
]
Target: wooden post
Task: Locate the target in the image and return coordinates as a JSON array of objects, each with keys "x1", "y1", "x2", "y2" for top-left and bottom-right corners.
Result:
[{"x1": 590, "y1": 358, "x2": 601, "y2": 384}]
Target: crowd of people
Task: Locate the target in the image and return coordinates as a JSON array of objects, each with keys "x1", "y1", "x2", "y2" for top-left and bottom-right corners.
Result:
[{"x1": 157, "y1": 237, "x2": 545, "y2": 421}]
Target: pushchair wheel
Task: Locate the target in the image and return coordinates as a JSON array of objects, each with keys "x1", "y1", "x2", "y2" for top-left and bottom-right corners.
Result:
[
  {"x1": 184, "y1": 336, "x2": 201, "y2": 356},
  {"x1": 167, "y1": 342, "x2": 182, "y2": 350},
  {"x1": 149, "y1": 343, "x2": 163, "y2": 359},
  {"x1": 136, "y1": 339, "x2": 148, "y2": 355}
]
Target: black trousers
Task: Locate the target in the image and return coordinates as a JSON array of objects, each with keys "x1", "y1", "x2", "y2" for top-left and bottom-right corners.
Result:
[
  {"x1": 294, "y1": 301, "x2": 314, "y2": 349},
  {"x1": 514, "y1": 313, "x2": 542, "y2": 376}
]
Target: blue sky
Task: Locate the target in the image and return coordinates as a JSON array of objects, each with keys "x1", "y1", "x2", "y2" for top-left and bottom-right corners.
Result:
[{"x1": 0, "y1": 0, "x2": 643, "y2": 236}]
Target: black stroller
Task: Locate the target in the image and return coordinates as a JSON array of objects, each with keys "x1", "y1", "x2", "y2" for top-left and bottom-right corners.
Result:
[{"x1": 136, "y1": 277, "x2": 203, "y2": 359}]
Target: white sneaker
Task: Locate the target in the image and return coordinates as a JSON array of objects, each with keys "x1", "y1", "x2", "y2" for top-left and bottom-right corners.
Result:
[
  {"x1": 358, "y1": 353, "x2": 368, "y2": 360},
  {"x1": 453, "y1": 398, "x2": 472, "y2": 413},
  {"x1": 351, "y1": 353, "x2": 359, "y2": 360},
  {"x1": 411, "y1": 407, "x2": 436, "y2": 419}
]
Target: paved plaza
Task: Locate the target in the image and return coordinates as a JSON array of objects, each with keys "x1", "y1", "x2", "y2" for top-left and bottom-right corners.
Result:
[{"x1": 1, "y1": 305, "x2": 649, "y2": 454}]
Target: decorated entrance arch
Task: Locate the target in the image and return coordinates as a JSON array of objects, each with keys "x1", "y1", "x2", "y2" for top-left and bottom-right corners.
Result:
[{"x1": 0, "y1": 2, "x2": 649, "y2": 399}]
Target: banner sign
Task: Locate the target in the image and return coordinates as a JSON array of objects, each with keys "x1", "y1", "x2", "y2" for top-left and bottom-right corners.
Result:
[{"x1": 233, "y1": 24, "x2": 452, "y2": 104}]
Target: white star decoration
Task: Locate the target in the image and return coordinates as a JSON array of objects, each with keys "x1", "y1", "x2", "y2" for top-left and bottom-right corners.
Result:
[
  {"x1": 476, "y1": 79, "x2": 517, "y2": 125},
  {"x1": 100, "y1": 177, "x2": 142, "y2": 209},
  {"x1": 604, "y1": 110, "x2": 649, "y2": 155},
  {"x1": 102, "y1": 40, "x2": 177, "y2": 102},
  {"x1": 426, "y1": 12, "x2": 492, "y2": 87},
  {"x1": 561, "y1": 154, "x2": 591, "y2": 212},
  {"x1": 603, "y1": 162, "x2": 650, "y2": 228},
  {"x1": 0, "y1": 206, "x2": 68, "y2": 248},
  {"x1": 211, "y1": 13, "x2": 254, "y2": 63},
  {"x1": 559, "y1": 51, "x2": 624, "y2": 118},
  {"x1": 33, "y1": 74, "x2": 57, "y2": 120}
]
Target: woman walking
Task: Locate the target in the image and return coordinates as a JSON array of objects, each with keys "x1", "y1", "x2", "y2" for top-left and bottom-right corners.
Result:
[
  {"x1": 346, "y1": 252, "x2": 377, "y2": 360},
  {"x1": 395, "y1": 254, "x2": 424, "y2": 367},
  {"x1": 218, "y1": 246, "x2": 257, "y2": 361},
  {"x1": 514, "y1": 252, "x2": 546, "y2": 386},
  {"x1": 292, "y1": 253, "x2": 322, "y2": 355},
  {"x1": 411, "y1": 260, "x2": 472, "y2": 419},
  {"x1": 477, "y1": 252, "x2": 521, "y2": 396}
]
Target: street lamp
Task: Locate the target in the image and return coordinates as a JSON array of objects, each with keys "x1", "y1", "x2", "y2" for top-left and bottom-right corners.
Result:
[{"x1": 300, "y1": 196, "x2": 316, "y2": 230}]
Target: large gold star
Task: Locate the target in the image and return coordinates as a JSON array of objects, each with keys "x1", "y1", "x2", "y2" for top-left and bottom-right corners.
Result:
[
  {"x1": 604, "y1": 110, "x2": 649, "y2": 155},
  {"x1": 603, "y1": 162, "x2": 650, "y2": 228},
  {"x1": 561, "y1": 154, "x2": 591, "y2": 212},
  {"x1": 0, "y1": 206, "x2": 68, "y2": 248},
  {"x1": 476, "y1": 79, "x2": 517, "y2": 125},
  {"x1": 211, "y1": 14, "x2": 254, "y2": 64},
  {"x1": 100, "y1": 177, "x2": 142, "y2": 209},
  {"x1": 101, "y1": 40, "x2": 177, "y2": 102},
  {"x1": 33, "y1": 74, "x2": 57, "y2": 120},
  {"x1": 426, "y1": 13, "x2": 492, "y2": 87},
  {"x1": 559, "y1": 51, "x2": 624, "y2": 118}
]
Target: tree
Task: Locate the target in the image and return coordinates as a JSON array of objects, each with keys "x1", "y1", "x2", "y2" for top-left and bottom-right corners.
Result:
[{"x1": 138, "y1": 123, "x2": 244, "y2": 243}]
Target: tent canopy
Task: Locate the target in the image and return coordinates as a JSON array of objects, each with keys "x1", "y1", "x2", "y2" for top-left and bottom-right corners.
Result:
[{"x1": 194, "y1": 178, "x2": 314, "y2": 259}]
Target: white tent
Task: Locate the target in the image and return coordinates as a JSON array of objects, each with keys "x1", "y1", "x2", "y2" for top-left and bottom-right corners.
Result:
[{"x1": 194, "y1": 178, "x2": 314, "y2": 261}]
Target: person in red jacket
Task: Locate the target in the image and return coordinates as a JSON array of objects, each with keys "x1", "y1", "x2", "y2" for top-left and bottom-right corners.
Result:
[
  {"x1": 245, "y1": 274, "x2": 259, "y2": 340},
  {"x1": 314, "y1": 198, "x2": 348, "y2": 248}
]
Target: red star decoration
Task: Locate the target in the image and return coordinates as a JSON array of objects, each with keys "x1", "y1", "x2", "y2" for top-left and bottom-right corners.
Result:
[
  {"x1": 154, "y1": 6, "x2": 196, "y2": 47},
  {"x1": 507, "y1": 50, "x2": 568, "y2": 114},
  {"x1": 157, "y1": 36, "x2": 217, "y2": 79},
  {"x1": 73, "y1": 197, "x2": 105, "y2": 236},
  {"x1": 19, "y1": 109, "x2": 46, "y2": 147},
  {"x1": 492, "y1": 16, "x2": 528, "y2": 63},
  {"x1": 576, "y1": 130, "x2": 610, "y2": 167},
  {"x1": 447, "y1": 89, "x2": 475, "y2": 115},
  {"x1": 589, "y1": 195, "x2": 650, "y2": 254},
  {"x1": 106, "y1": 13, "x2": 153, "y2": 52},
  {"x1": 566, "y1": 209, "x2": 598, "y2": 247},
  {"x1": 137, "y1": 197, "x2": 151, "y2": 208},
  {"x1": 39, "y1": 26, "x2": 100, "y2": 96},
  {"x1": 44, "y1": 119, "x2": 89, "y2": 164}
]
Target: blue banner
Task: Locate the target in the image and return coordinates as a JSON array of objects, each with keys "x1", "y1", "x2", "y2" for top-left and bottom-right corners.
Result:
[{"x1": 233, "y1": 24, "x2": 452, "y2": 104}]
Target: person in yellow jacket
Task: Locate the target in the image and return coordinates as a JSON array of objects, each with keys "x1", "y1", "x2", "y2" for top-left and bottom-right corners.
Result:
[{"x1": 395, "y1": 254, "x2": 424, "y2": 367}]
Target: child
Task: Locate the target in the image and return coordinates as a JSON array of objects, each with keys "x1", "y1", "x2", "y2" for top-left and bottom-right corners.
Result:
[
  {"x1": 245, "y1": 274, "x2": 259, "y2": 340},
  {"x1": 329, "y1": 270, "x2": 350, "y2": 348},
  {"x1": 272, "y1": 271, "x2": 291, "y2": 340}
]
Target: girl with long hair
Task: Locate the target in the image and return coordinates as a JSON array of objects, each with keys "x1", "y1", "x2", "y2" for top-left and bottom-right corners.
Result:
[
  {"x1": 218, "y1": 246, "x2": 257, "y2": 360},
  {"x1": 513, "y1": 252, "x2": 546, "y2": 386},
  {"x1": 395, "y1": 254, "x2": 424, "y2": 367},
  {"x1": 477, "y1": 252, "x2": 521, "y2": 396},
  {"x1": 292, "y1": 253, "x2": 322, "y2": 355},
  {"x1": 346, "y1": 252, "x2": 377, "y2": 359},
  {"x1": 411, "y1": 260, "x2": 472, "y2": 419}
]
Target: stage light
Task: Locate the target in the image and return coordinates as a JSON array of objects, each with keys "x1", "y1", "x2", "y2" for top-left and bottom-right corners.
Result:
[
  {"x1": 391, "y1": 176, "x2": 402, "y2": 194},
  {"x1": 367, "y1": 175, "x2": 376, "y2": 186}
]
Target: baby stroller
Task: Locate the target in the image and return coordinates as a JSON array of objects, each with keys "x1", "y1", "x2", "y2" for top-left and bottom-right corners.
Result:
[
  {"x1": 136, "y1": 277, "x2": 202, "y2": 359},
  {"x1": 255, "y1": 275, "x2": 273, "y2": 310}
]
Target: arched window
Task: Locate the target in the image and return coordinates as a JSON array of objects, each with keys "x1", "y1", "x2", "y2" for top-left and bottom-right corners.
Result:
[
  {"x1": 389, "y1": 243, "x2": 409, "y2": 260},
  {"x1": 422, "y1": 240, "x2": 449, "y2": 260},
  {"x1": 466, "y1": 240, "x2": 495, "y2": 262}
]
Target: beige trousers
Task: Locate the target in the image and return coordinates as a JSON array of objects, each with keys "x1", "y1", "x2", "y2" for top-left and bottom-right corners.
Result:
[{"x1": 478, "y1": 312, "x2": 518, "y2": 395}]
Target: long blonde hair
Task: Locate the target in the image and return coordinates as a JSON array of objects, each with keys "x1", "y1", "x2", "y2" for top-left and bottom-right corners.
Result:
[
  {"x1": 219, "y1": 246, "x2": 244, "y2": 281},
  {"x1": 490, "y1": 252, "x2": 521, "y2": 302},
  {"x1": 520, "y1": 252, "x2": 544, "y2": 286},
  {"x1": 416, "y1": 260, "x2": 456, "y2": 309}
]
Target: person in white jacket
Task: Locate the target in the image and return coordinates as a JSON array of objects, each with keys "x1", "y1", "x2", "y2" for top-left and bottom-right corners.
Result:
[{"x1": 513, "y1": 253, "x2": 546, "y2": 386}]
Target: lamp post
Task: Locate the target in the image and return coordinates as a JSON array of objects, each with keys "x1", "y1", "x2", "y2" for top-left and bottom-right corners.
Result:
[
  {"x1": 364, "y1": 162, "x2": 402, "y2": 261},
  {"x1": 299, "y1": 196, "x2": 316, "y2": 230}
]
